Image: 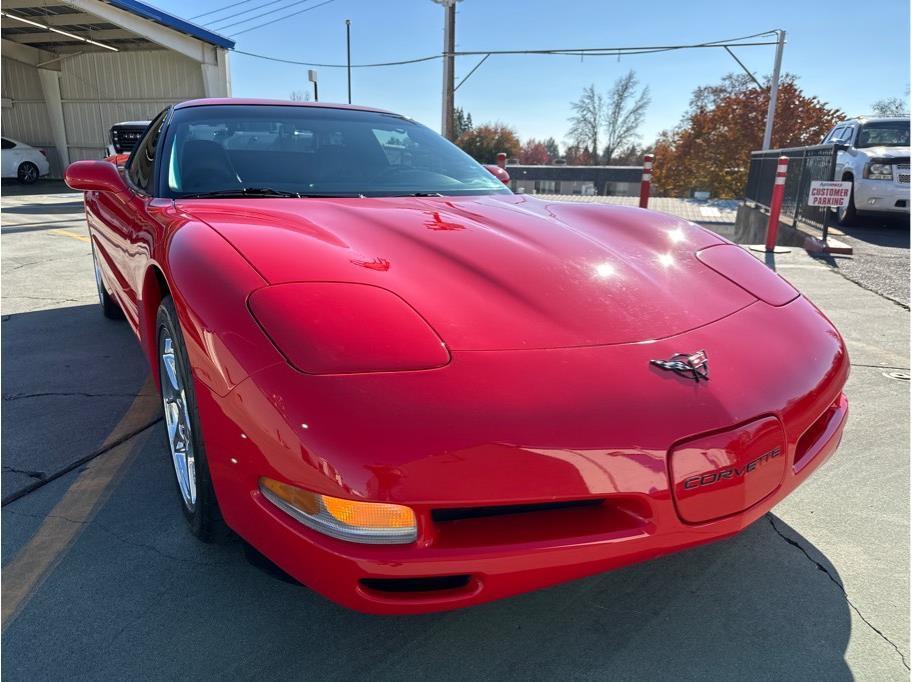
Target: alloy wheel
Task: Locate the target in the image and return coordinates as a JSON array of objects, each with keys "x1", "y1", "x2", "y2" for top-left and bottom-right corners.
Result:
[{"x1": 160, "y1": 333, "x2": 197, "y2": 509}]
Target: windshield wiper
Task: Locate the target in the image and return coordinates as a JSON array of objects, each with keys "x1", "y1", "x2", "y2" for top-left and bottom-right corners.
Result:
[
  {"x1": 403, "y1": 192, "x2": 445, "y2": 197},
  {"x1": 182, "y1": 187, "x2": 302, "y2": 199}
]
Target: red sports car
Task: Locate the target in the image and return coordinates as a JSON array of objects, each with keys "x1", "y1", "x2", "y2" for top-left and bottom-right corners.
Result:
[{"x1": 65, "y1": 99, "x2": 849, "y2": 614}]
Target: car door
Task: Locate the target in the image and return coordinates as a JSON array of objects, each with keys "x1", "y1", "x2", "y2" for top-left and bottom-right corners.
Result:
[{"x1": 89, "y1": 109, "x2": 167, "y2": 329}]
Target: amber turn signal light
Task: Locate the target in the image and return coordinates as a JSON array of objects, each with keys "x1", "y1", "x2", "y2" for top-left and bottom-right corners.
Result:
[{"x1": 259, "y1": 477, "x2": 417, "y2": 544}]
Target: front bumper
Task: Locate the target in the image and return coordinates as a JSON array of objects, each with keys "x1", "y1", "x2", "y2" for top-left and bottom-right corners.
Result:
[
  {"x1": 199, "y1": 295, "x2": 849, "y2": 614},
  {"x1": 854, "y1": 177, "x2": 910, "y2": 214}
]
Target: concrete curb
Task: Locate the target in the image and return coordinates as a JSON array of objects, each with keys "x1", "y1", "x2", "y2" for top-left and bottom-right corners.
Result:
[{"x1": 735, "y1": 203, "x2": 854, "y2": 256}]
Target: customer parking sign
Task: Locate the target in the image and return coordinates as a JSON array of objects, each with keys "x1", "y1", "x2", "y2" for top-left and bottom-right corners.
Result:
[{"x1": 808, "y1": 181, "x2": 852, "y2": 208}]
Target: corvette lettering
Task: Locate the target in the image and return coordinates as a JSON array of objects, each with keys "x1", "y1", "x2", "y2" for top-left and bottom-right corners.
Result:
[{"x1": 683, "y1": 447, "x2": 783, "y2": 490}]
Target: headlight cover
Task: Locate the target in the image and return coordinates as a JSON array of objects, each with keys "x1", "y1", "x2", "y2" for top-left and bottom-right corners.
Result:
[
  {"x1": 249, "y1": 282, "x2": 449, "y2": 374},
  {"x1": 866, "y1": 162, "x2": 893, "y2": 180},
  {"x1": 260, "y1": 477, "x2": 418, "y2": 544},
  {"x1": 696, "y1": 244, "x2": 798, "y2": 306}
]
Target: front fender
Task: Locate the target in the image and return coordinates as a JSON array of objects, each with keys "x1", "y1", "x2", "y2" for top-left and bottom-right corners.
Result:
[{"x1": 166, "y1": 221, "x2": 282, "y2": 396}]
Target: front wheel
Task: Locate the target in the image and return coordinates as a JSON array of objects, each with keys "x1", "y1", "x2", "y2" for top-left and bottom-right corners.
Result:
[
  {"x1": 17, "y1": 162, "x2": 39, "y2": 184},
  {"x1": 157, "y1": 296, "x2": 228, "y2": 543},
  {"x1": 837, "y1": 180, "x2": 857, "y2": 226}
]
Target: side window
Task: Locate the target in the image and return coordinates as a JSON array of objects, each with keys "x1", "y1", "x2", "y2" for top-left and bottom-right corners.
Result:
[
  {"x1": 127, "y1": 110, "x2": 168, "y2": 193},
  {"x1": 840, "y1": 125, "x2": 855, "y2": 145},
  {"x1": 1, "y1": 138, "x2": 16, "y2": 150}
]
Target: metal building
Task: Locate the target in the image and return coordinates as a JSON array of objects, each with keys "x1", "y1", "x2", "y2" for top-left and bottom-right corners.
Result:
[{"x1": 1, "y1": 0, "x2": 234, "y2": 176}]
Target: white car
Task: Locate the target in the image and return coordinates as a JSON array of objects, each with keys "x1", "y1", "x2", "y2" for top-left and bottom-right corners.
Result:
[
  {"x1": 1, "y1": 137, "x2": 50, "y2": 184},
  {"x1": 823, "y1": 117, "x2": 910, "y2": 224}
]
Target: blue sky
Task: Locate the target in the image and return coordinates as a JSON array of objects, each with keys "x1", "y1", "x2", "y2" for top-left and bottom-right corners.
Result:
[{"x1": 157, "y1": 0, "x2": 908, "y2": 147}]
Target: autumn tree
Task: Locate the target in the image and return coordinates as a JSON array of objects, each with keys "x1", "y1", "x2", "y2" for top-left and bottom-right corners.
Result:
[
  {"x1": 567, "y1": 85, "x2": 604, "y2": 163},
  {"x1": 563, "y1": 144, "x2": 593, "y2": 166},
  {"x1": 519, "y1": 138, "x2": 551, "y2": 164},
  {"x1": 455, "y1": 123, "x2": 521, "y2": 163},
  {"x1": 602, "y1": 70, "x2": 650, "y2": 163},
  {"x1": 653, "y1": 74, "x2": 843, "y2": 199}
]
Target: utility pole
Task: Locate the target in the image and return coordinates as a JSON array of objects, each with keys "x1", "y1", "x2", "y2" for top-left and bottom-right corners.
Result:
[
  {"x1": 434, "y1": 0, "x2": 460, "y2": 140},
  {"x1": 761, "y1": 29, "x2": 786, "y2": 151},
  {"x1": 345, "y1": 19, "x2": 352, "y2": 104}
]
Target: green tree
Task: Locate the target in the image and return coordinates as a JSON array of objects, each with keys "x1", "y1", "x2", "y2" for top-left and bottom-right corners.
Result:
[
  {"x1": 453, "y1": 107, "x2": 474, "y2": 139},
  {"x1": 543, "y1": 137, "x2": 560, "y2": 160},
  {"x1": 455, "y1": 123, "x2": 521, "y2": 164}
]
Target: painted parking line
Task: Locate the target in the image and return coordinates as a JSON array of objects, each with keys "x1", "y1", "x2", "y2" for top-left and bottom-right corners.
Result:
[
  {"x1": 49, "y1": 228, "x2": 90, "y2": 243},
  {"x1": 1, "y1": 379, "x2": 160, "y2": 630}
]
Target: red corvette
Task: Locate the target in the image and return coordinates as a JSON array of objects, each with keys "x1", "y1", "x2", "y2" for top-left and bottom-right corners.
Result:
[{"x1": 65, "y1": 99, "x2": 849, "y2": 614}]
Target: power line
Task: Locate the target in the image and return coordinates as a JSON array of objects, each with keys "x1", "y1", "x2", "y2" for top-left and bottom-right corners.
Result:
[
  {"x1": 229, "y1": 0, "x2": 335, "y2": 37},
  {"x1": 231, "y1": 30, "x2": 780, "y2": 69},
  {"x1": 231, "y1": 48, "x2": 441, "y2": 68},
  {"x1": 208, "y1": 0, "x2": 317, "y2": 30},
  {"x1": 190, "y1": 0, "x2": 260, "y2": 21}
]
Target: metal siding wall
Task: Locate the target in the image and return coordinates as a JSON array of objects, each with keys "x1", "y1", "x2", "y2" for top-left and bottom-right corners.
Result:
[
  {"x1": 1, "y1": 59, "x2": 53, "y2": 148},
  {"x1": 60, "y1": 50, "x2": 205, "y2": 160}
]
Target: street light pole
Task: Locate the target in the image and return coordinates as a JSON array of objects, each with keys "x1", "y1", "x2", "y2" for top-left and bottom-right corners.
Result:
[
  {"x1": 345, "y1": 19, "x2": 352, "y2": 104},
  {"x1": 308, "y1": 69, "x2": 318, "y2": 102},
  {"x1": 761, "y1": 29, "x2": 786, "y2": 151}
]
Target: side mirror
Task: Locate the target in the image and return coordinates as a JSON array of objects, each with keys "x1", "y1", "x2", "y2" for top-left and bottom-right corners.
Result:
[
  {"x1": 483, "y1": 164, "x2": 510, "y2": 185},
  {"x1": 64, "y1": 160, "x2": 128, "y2": 194}
]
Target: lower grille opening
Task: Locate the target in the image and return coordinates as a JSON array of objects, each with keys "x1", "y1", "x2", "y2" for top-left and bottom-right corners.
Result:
[
  {"x1": 360, "y1": 575, "x2": 471, "y2": 593},
  {"x1": 432, "y1": 498, "x2": 603, "y2": 523},
  {"x1": 895, "y1": 200, "x2": 907, "y2": 208},
  {"x1": 430, "y1": 497, "x2": 651, "y2": 549}
]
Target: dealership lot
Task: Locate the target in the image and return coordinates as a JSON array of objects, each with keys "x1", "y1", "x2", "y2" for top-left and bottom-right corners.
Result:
[{"x1": 1, "y1": 185, "x2": 908, "y2": 679}]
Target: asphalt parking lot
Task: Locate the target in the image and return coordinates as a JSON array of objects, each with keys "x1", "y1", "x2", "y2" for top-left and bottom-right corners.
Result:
[
  {"x1": 1, "y1": 182, "x2": 909, "y2": 680},
  {"x1": 826, "y1": 218, "x2": 910, "y2": 308}
]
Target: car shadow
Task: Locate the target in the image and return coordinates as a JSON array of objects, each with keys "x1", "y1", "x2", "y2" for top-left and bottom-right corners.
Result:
[
  {"x1": 0, "y1": 303, "x2": 855, "y2": 679},
  {"x1": 836, "y1": 215, "x2": 909, "y2": 249}
]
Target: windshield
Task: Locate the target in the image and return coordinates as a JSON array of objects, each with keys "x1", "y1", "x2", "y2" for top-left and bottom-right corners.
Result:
[
  {"x1": 856, "y1": 120, "x2": 910, "y2": 148},
  {"x1": 160, "y1": 104, "x2": 510, "y2": 198}
]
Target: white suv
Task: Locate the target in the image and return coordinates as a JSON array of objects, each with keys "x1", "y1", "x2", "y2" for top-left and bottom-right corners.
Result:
[{"x1": 823, "y1": 117, "x2": 910, "y2": 224}]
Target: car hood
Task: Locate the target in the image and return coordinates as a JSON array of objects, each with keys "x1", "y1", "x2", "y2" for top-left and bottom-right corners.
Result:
[
  {"x1": 857, "y1": 146, "x2": 911, "y2": 158},
  {"x1": 177, "y1": 194, "x2": 756, "y2": 351}
]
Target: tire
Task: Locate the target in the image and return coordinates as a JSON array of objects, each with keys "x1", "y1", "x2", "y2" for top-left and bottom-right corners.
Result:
[
  {"x1": 837, "y1": 179, "x2": 857, "y2": 226},
  {"x1": 91, "y1": 244, "x2": 123, "y2": 319},
  {"x1": 17, "y1": 162, "x2": 39, "y2": 185},
  {"x1": 157, "y1": 296, "x2": 228, "y2": 543}
]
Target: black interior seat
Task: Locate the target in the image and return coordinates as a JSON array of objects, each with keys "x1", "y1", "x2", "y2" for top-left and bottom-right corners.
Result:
[{"x1": 180, "y1": 139, "x2": 241, "y2": 193}]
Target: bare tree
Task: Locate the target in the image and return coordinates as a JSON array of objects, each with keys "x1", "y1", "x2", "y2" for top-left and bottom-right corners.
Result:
[
  {"x1": 289, "y1": 90, "x2": 311, "y2": 102},
  {"x1": 871, "y1": 97, "x2": 909, "y2": 117},
  {"x1": 602, "y1": 70, "x2": 651, "y2": 164},
  {"x1": 567, "y1": 85, "x2": 604, "y2": 164}
]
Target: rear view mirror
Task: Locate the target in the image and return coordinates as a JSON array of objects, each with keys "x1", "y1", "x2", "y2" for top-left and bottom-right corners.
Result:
[{"x1": 64, "y1": 160, "x2": 128, "y2": 194}]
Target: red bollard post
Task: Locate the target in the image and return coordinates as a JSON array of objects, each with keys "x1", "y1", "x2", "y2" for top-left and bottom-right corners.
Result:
[
  {"x1": 765, "y1": 156, "x2": 789, "y2": 251},
  {"x1": 639, "y1": 154, "x2": 653, "y2": 209},
  {"x1": 496, "y1": 152, "x2": 507, "y2": 169}
]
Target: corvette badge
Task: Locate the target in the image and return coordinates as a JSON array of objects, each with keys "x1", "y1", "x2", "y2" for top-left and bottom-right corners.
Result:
[{"x1": 650, "y1": 350, "x2": 709, "y2": 382}]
